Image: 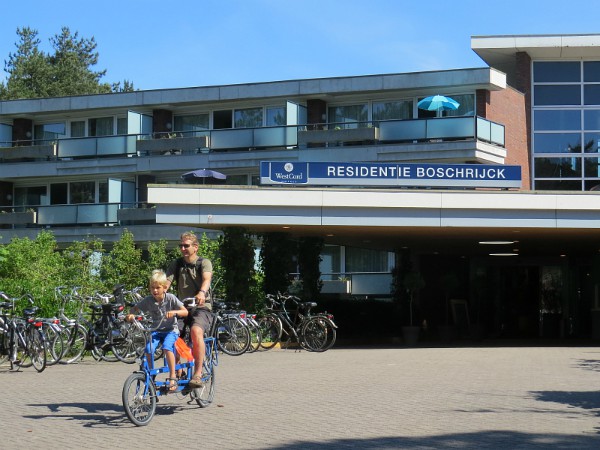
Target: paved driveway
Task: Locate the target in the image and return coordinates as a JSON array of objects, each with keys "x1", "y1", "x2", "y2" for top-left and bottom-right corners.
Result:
[{"x1": 1, "y1": 346, "x2": 600, "y2": 449}]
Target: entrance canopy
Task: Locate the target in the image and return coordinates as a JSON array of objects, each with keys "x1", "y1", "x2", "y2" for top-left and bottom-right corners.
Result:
[{"x1": 148, "y1": 184, "x2": 600, "y2": 258}]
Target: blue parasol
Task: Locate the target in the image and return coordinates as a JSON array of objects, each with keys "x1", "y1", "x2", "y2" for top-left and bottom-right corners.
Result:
[
  {"x1": 181, "y1": 169, "x2": 227, "y2": 184},
  {"x1": 417, "y1": 95, "x2": 460, "y2": 114}
]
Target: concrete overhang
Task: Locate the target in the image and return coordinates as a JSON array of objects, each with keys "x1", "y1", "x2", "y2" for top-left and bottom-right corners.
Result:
[
  {"x1": 148, "y1": 184, "x2": 600, "y2": 258},
  {"x1": 471, "y1": 34, "x2": 600, "y2": 80}
]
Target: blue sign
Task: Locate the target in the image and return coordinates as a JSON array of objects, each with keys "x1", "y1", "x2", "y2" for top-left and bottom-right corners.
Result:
[{"x1": 260, "y1": 161, "x2": 521, "y2": 188}]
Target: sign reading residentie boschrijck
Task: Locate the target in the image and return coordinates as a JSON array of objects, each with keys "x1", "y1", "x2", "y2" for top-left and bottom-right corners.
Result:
[{"x1": 260, "y1": 162, "x2": 521, "y2": 189}]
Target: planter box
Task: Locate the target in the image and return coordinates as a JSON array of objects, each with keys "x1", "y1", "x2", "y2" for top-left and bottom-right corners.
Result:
[
  {"x1": 298, "y1": 127, "x2": 379, "y2": 146},
  {"x1": 0, "y1": 211, "x2": 37, "y2": 225},
  {"x1": 136, "y1": 136, "x2": 210, "y2": 155},
  {"x1": 0, "y1": 144, "x2": 56, "y2": 161}
]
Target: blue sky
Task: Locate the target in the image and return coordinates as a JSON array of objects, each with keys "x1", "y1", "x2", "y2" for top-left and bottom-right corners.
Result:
[{"x1": 1, "y1": 0, "x2": 600, "y2": 91}]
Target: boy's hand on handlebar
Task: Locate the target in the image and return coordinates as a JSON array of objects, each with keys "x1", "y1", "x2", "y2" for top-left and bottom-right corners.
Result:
[{"x1": 125, "y1": 313, "x2": 135, "y2": 322}]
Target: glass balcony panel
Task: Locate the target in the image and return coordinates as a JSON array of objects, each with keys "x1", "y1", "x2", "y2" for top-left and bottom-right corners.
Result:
[
  {"x1": 490, "y1": 122, "x2": 505, "y2": 146},
  {"x1": 253, "y1": 126, "x2": 288, "y2": 147},
  {"x1": 210, "y1": 129, "x2": 254, "y2": 149},
  {"x1": 427, "y1": 117, "x2": 473, "y2": 139},
  {"x1": 379, "y1": 120, "x2": 427, "y2": 141},
  {"x1": 477, "y1": 118, "x2": 491, "y2": 141},
  {"x1": 77, "y1": 204, "x2": 118, "y2": 223},
  {"x1": 37, "y1": 205, "x2": 77, "y2": 225},
  {"x1": 58, "y1": 138, "x2": 97, "y2": 157},
  {"x1": 97, "y1": 136, "x2": 128, "y2": 155}
]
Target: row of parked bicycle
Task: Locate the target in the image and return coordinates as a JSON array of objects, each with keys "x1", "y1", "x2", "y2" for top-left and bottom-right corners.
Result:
[{"x1": 0, "y1": 287, "x2": 338, "y2": 373}]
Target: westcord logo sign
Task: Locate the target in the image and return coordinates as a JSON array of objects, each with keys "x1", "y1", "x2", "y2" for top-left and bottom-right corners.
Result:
[{"x1": 260, "y1": 162, "x2": 521, "y2": 189}]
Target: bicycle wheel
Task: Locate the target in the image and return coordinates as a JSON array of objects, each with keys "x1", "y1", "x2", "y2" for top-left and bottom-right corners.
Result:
[
  {"x1": 60, "y1": 324, "x2": 87, "y2": 364},
  {"x1": 44, "y1": 324, "x2": 63, "y2": 366},
  {"x1": 217, "y1": 317, "x2": 251, "y2": 356},
  {"x1": 0, "y1": 327, "x2": 8, "y2": 365},
  {"x1": 122, "y1": 372, "x2": 156, "y2": 426},
  {"x1": 112, "y1": 322, "x2": 145, "y2": 364},
  {"x1": 191, "y1": 364, "x2": 215, "y2": 408},
  {"x1": 257, "y1": 315, "x2": 282, "y2": 350},
  {"x1": 246, "y1": 319, "x2": 262, "y2": 353},
  {"x1": 301, "y1": 317, "x2": 336, "y2": 352},
  {"x1": 27, "y1": 328, "x2": 47, "y2": 372}
]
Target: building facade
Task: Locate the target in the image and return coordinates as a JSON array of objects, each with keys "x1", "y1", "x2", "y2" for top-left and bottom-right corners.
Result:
[{"x1": 1, "y1": 34, "x2": 600, "y2": 341}]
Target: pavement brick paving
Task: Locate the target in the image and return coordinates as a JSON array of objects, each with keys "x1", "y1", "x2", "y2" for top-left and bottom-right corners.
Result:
[{"x1": 1, "y1": 345, "x2": 600, "y2": 449}]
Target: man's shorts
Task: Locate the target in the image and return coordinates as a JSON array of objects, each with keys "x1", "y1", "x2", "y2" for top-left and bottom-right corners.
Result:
[{"x1": 189, "y1": 307, "x2": 213, "y2": 336}]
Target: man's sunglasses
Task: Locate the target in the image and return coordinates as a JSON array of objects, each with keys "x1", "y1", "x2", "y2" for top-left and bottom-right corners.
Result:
[{"x1": 179, "y1": 244, "x2": 191, "y2": 249}]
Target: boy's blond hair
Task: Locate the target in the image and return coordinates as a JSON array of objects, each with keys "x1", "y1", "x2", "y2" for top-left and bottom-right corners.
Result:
[{"x1": 149, "y1": 269, "x2": 169, "y2": 288}]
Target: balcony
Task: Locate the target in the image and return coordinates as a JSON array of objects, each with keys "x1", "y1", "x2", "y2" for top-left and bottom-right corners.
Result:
[
  {"x1": 0, "y1": 210, "x2": 37, "y2": 226},
  {"x1": 0, "y1": 116, "x2": 504, "y2": 163},
  {"x1": 136, "y1": 135, "x2": 210, "y2": 155}
]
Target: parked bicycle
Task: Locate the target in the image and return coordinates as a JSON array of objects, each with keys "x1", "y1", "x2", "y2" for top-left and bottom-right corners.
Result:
[
  {"x1": 212, "y1": 300, "x2": 251, "y2": 356},
  {"x1": 122, "y1": 306, "x2": 218, "y2": 426},
  {"x1": 257, "y1": 293, "x2": 337, "y2": 352},
  {"x1": 0, "y1": 292, "x2": 47, "y2": 372}
]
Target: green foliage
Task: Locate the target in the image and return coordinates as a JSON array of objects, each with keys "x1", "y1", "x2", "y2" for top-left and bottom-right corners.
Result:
[
  {"x1": 297, "y1": 236, "x2": 324, "y2": 301},
  {"x1": 0, "y1": 26, "x2": 134, "y2": 100},
  {"x1": 0, "y1": 230, "x2": 65, "y2": 315},
  {"x1": 100, "y1": 229, "x2": 144, "y2": 292},
  {"x1": 61, "y1": 238, "x2": 105, "y2": 297},
  {"x1": 219, "y1": 227, "x2": 259, "y2": 310},
  {"x1": 196, "y1": 232, "x2": 223, "y2": 296},
  {"x1": 259, "y1": 232, "x2": 296, "y2": 295}
]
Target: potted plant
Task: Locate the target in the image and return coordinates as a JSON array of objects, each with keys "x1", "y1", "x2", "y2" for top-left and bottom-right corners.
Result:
[{"x1": 401, "y1": 271, "x2": 425, "y2": 346}]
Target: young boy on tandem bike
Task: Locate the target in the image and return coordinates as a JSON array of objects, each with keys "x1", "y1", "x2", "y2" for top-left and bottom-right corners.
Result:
[{"x1": 125, "y1": 269, "x2": 188, "y2": 392}]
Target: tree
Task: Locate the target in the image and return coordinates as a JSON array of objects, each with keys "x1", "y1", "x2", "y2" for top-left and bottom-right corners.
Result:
[
  {"x1": 260, "y1": 232, "x2": 296, "y2": 295},
  {"x1": 100, "y1": 229, "x2": 145, "y2": 291},
  {"x1": 0, "y1": 26, "x2": 134, "y2": 100},
  {"x1": 297, "y1": 236, "x2": 323, "y2": 301},
  {"x1": 219, "y1": 227, "x2": 258, "y2": 310}
]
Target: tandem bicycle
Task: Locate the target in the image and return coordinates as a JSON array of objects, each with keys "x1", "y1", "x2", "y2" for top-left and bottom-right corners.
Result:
[{"x1": 121, "y1": 301, "x2": 218, "y2": 426}]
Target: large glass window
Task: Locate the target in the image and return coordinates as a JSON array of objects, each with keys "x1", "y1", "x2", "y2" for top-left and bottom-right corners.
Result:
[
  {"x1": 584, "y1": 61, "x2": 600, "y2": 82},
  {"x1": 533, "y1": 133, "x2": 581, "y2": 153},
  {"x1": 234, "y1": 108, "x2": 262, "y2": 128},
  {"x1": 266, "y1": 107, "x2": 285, "y2": 126},
  {"x1": 534, "y1": 110, "x2": 581, "y2": 131},
  {"x1": 70, "y1": 182, "x2": 95, "y2": 204},
  {"x1": 584, "y1": 157, "x2": 600, "y2": 177},
  {"x1": 372, "y1": 100, "x2": 413, "y2": 122},
  {"x1": 174, "y1": 114, "x2": 209, "y2": 133},
  {"x1": 584, "y1": 85, "x2": 600, "y2": 105},
  {"x1": 70, "y1": 121, "x2": 85, "y2": 137},
  {"x1": 534, "y1": 85, "x2": 581, "y2": 106},
  {"x1": 444, "y1": 94, "x2": 475, "y2": 117},
  {"x1": 33, "y1": 122, "x2": 66, "y2": 144},
  {"x1": 14, "y1": 186, "x2": 47, "y2": 207},
  {"x1": 584, "y1": 110, "x2": 600, "y2": 130},
  {"x1": 534, "y1": 62, "x2": 580, "y2": 82},
  {"x1": 50, "y1": 183, "x2": 68, "y2": 205},
  {"x1": 534, "y1": 157, "x2": 581, "y2": 178},
  {"x1": 583, "y1": 133, "x2": 600, "y2": 153},
  {"x1": 328, "y1": 104, "x2": 368, "y2": 129},
  {"x1": 89, "y1": 117, "x2": 114, "y2": 136},
  {"x1": 345, "y1": 247, "x2": 388, "y2": 273},
  {"x1": 320, "y1": 245, "x2": 342, "y2": 280}
]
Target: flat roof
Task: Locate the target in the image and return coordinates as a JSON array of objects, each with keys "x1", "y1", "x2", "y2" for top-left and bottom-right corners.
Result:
[{"x1": 471, "y1": 34, "x2": 600, "y2": 80}]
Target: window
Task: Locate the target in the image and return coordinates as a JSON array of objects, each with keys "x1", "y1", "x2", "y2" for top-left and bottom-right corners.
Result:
[
  {"x1": 33, "y1": 122, "x2": 66, "y2": 144},
  {"x1": 345, "y1": 247, "x2": 389, "y2": 273},
  {"x1": 50, "y1": 183, "x2": 68, "y2": 205},
  {"x1": 174, "y1": 114, "x2": 209, "y2": 133},
  {"x1": 89, "y1": 117, "x2": 114, "y2": 136},
  {"x1": 14, "y1": 186, "x2": 47, "y2": 207},
  {"x1": 372, "y1": 100, "x2": 413, "y2": 122},
  {"x1": 533, "y1": 133, "x2": 581, "y2": 154},
  {"x1": 535, "y1": 110, "x2": 581, "y2": 131},
  {"x1": 534, "y1": 85, "x2": 581, "y2": 106},
  {"x1": 534, "y1": 62, "x2": 580, "y2": 82},
  {"x1": 534, "y1": 157, "x2": 581, "y2": 178},
  {"x1": 213, "y1": 110, "x2": 232, "y2": 129},
  {"x1": 266, "y1": 107, "x2": 285, "y2": 126},
  {"x1": 117, "y1": 117, "x2": 128, "y2": 135},
  {"x1": 70, "y1": 121, "x2": 85, "y2": 137},
  {"x1": 234, "y1": 108, "x2": 262, "y2": 128},
  {"x1": 70, "y1": 182, "x2": 95, "y2": 204},
  {"x1": 328, "y1": 104, "x2": 368, "y2": 129}
]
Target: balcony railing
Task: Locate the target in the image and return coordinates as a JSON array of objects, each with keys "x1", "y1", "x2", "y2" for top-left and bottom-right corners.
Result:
[
  {"x1": 4, "y1": 203, "x2": 156, "y2": 227},
  {"x1": 0, "y1": 116, "x2": 504, "y2": 161}
]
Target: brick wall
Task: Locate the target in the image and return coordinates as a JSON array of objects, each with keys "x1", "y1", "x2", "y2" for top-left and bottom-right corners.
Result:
[{"x1": 477, "y1": 87, "x2": 530, "y2": 190}]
